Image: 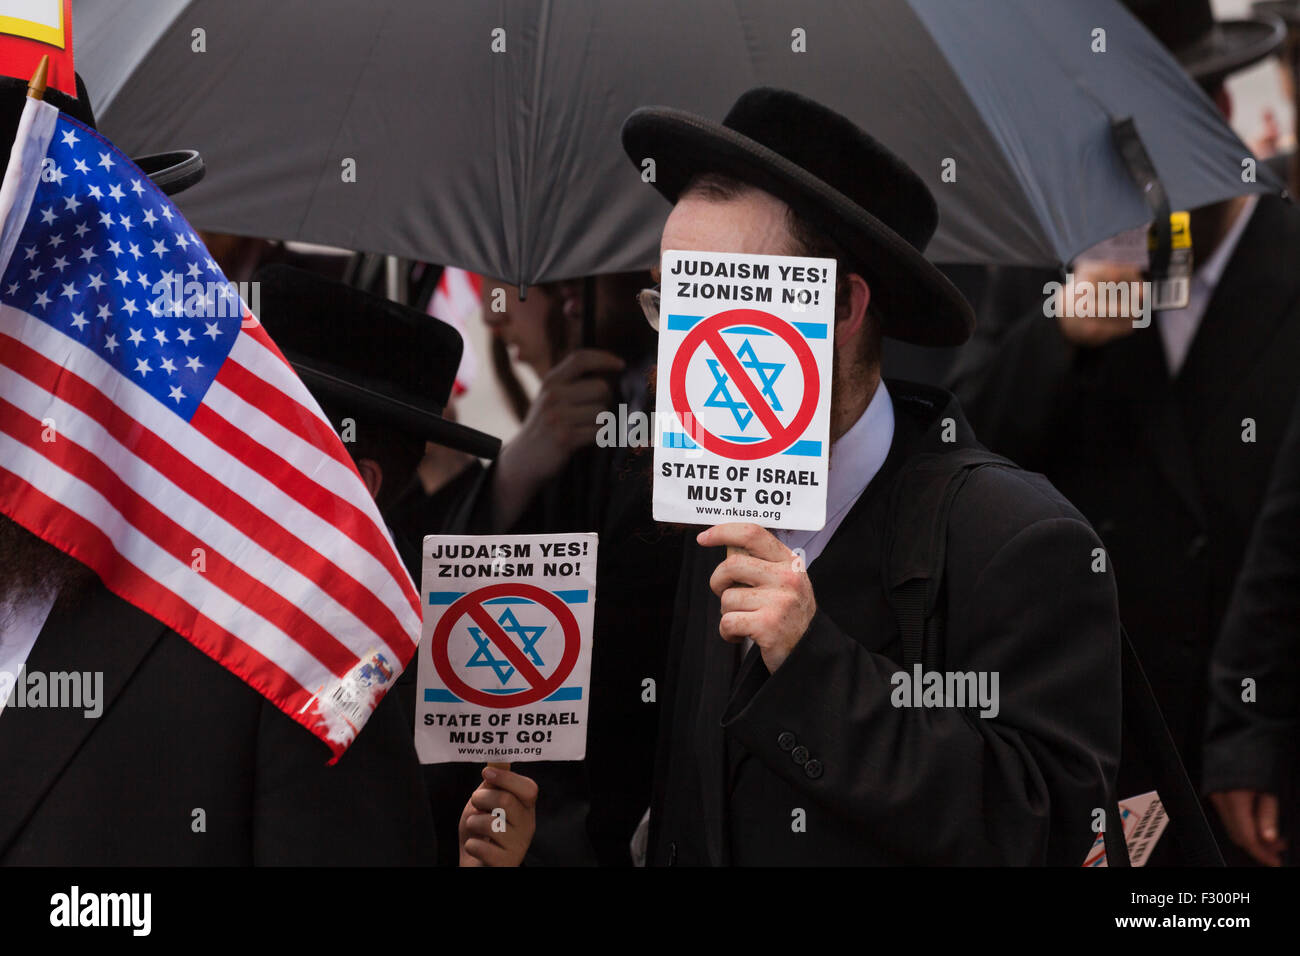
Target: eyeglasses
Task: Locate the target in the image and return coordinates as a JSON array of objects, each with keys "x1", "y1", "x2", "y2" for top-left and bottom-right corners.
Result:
[{"x1": 637, "y1": 284, "x2": 660, "y2": 331}]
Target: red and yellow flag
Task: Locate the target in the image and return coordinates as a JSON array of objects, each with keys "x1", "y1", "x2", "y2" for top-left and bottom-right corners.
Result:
[{"x1": 0, "y1": 0, "x2": 75, "y2": 97}]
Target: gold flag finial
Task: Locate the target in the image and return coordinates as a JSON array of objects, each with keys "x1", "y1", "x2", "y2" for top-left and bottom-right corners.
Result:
[{"x1": 27, "y1": 55, "x2": 50, "y2": 100}]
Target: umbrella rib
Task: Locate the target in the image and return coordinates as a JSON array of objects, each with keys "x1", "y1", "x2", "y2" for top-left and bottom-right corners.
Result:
[
  {"x1": 909, "y1": 0, "x2": 1109, "y2": 266},
  {"x1": 513, "y1": 0, "x2": 555, "y2": 291},
  {"x1": 290, "y1": 0, "x2": 395, "y2": 245}
]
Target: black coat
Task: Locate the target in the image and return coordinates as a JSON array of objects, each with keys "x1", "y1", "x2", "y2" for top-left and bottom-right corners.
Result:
[
  {"x1": 0, "y1": 580, "x2": 437, "y2": 865},
  {"x1": 1203, "y1": 385, "x2": 1300, "y2": 846},
  {"x1": 950, "y1": 195, "x2": 1300, "y2": 787},
  {"x1": 648, "y1": 383, "x2": 1122, "y2": 866}
]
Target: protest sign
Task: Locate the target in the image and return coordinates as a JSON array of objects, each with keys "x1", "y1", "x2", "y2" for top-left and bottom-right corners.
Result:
[
  {"x1": 1081, "y1": 790, "x2": 1169, "y2": 867},
  {"x1": 652, "y1": 250, "x2": 835, "y2": 530},
  {"x1": 414, "y1": 533, "x2": 596, "y2": 764}
]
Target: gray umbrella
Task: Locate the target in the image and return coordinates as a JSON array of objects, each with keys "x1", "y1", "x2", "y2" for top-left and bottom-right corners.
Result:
[{"x1": 73, "y1": 0, "x2": 1278, "y2": 287}]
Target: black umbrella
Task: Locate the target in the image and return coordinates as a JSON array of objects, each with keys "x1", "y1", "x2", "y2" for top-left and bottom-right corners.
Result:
[{"x1": 74, "y1": 0, "x2": 1278, "y2": 289}]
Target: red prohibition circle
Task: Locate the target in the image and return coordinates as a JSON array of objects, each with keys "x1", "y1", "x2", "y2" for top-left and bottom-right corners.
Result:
[
  {"x1": 431, "y1": 582, "x2": 581, "y2": 708},
  {"x1": 668, "y1": 308, "x2": 820, "y2": 460}
]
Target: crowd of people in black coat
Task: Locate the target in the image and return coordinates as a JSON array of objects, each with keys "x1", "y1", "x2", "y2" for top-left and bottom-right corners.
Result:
[{"x1": 7, "y1": 0, "x2": 1300, "y2": 869}]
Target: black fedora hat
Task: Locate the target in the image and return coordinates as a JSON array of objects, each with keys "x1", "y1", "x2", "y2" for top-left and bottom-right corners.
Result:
[
  {"x1": 0, "y1": 73, "x2": 204, "y2": 196},
  {"x1": 254, "y1": 265, "x2": 501, "y2": 460},
  {"x1": 1124, "y1": 0, "x2": 1285, "y2": 87},
  {"x1": 622, "y1": 87, "x2": 974, "y2": 347},
  {"x1": 1253, "y1": 1, "x2": 1300, "y2": 30}
]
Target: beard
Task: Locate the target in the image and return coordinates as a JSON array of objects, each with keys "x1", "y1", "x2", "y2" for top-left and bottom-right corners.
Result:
[{"x1": 0, "y1": 513, "x2": 96, "y2": 607}]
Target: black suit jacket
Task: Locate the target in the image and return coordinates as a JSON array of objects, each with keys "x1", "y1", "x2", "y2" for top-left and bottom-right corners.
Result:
[
  {"x1": 1203, "y1": 385, "x2": 1300, "y2": 844},
  {"x1": 648, "y1": 383, "x2": 1122, "y2": 866},
  {"x1": 0, "y1": 581, "x2": 437, "y2": 865},
  {"x1": 950, "y1": 195, "x2": 1300, "y2": 786}
]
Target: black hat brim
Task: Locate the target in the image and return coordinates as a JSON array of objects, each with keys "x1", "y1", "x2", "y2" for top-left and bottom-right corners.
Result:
[
  {"x1": 1252, "y1": 2, "x2": 1300, "y2": 27},
  {"x1": 134, "y1": 150, "x2": 205, "y2": 197},
  {"x1": 623, "y1": 106, "x2": 975, "y2": 347},
  {"x1": 1, "y1": 76, "x2": 203, "y2": 197},
  {"x1": 288, "y1": 360, "x2": 501, "y2": 460},
  {"x1": 1181, "y1": 17, "x2": 1286, "y2": 86}
]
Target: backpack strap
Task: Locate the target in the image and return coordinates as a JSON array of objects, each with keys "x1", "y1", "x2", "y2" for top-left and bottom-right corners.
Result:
[
  {"x1": 1119, "y1": 626, "x2": 1224, "y2": 866},
  {"x1": 884, "y1": 449, "x2": 1132, "y2": 864},
  {"x1": 884, "y1": 448, "x2": 1016, "y2": 674}
]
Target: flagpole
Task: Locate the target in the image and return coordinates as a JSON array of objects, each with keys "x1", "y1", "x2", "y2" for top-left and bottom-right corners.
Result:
[
  {"x1": 27, "y1": 54, "x2": 49, "y2": 101},
  {"x1": 0, "y1": 56, "x2": 53, "y2": 275}
]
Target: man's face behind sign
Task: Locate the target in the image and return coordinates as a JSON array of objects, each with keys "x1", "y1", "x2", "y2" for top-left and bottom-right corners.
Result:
[
  {"x1": 659, "y1": 185, "x2": 876, "y2": 441},
  {"x1": 660, "y1": 189, "x2": 794, "y2": 264}
]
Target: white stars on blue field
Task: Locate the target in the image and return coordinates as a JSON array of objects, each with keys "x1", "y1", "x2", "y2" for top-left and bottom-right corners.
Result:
[{"x1": 0, "y1": 116, "x2": 243, "y2": 420}]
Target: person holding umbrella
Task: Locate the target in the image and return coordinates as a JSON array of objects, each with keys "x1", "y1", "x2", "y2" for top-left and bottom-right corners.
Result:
[
  {"x1": 949, "y1": 0, "x2": 1299, "y2": 862},
  {"x1": 625, "y1": 87, "x2": 1124, "y2": 865},
  {"x1": 0, "y1": 73, "x2": 440, "y2": 865}
]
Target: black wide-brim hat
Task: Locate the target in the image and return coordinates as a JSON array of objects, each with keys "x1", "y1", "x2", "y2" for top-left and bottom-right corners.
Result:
[
  {"x1": 254, "y1": 265, "x2": 501, "y2": 460},
  {"x1": 0, "y1": 73, "x2": 204, "y2": 196},
  {"x1": 622, "y1": 87, "x2": 974, "y2": 347},
  {"x1": 1253, "y1": 1, "x2": 1300, "y2": 31},
  {"x1": 1125, "y1": 0, "x2": 1285, "y2": 88}
]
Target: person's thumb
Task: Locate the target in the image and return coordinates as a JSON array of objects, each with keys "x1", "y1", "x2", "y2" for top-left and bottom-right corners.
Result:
[{"x1": 1257, "y1": 792, "x2": 1281, "y2": 843}]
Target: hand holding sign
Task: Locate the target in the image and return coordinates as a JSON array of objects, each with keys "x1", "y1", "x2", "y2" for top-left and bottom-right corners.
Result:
[
  {"x1": 700, "y1": 523, "x2": 816, "y2": 673},
  {"x1": 458, "y1": 764, "x2": 539, "y2": 867}
]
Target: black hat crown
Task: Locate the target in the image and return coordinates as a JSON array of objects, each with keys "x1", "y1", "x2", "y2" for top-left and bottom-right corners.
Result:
[
  {"x1": 1127, "y1": 0, "x2": 1215, "y2": 53},
  {"x1": 717, "y1": 88, "x2": 939, "y2": 256},
  {"x1": 622, "y1": 86, "x2": 974, "y2": 346},
  {"x1": 254, "y1": 265, "x2": 501, "y2": 459},
  {"x1": 1122, "y1": 0, "x2": 1285, "y2": 86}
]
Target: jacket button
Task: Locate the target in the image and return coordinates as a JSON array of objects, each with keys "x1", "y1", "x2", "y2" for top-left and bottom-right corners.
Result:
[
  {"x1": 791, "y1": 745, "x2": 810, "y2": 766},
  {"x1": 1187, "y1": 534, "x2": 1208, "y2": 558},
  {"x1": 777, "y1": 731, "x2": 796, "y2": 751},
  {"x1": 804, "y1": 758, "x2": 824, "y2": 779}
]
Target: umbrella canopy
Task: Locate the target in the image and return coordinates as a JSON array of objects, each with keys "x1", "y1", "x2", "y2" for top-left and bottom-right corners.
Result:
[{"x1": 73, "y1": 0, "x2": 1279, "y2": 287}]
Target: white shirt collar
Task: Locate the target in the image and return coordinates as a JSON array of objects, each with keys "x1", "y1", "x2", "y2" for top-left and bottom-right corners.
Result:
[
  {"x1": 1197, "y1": 193, "x2": 1257, "y2": 292},
  {"x1": 1155, "y1": 194, "x2": 1259, "y2": 376}
]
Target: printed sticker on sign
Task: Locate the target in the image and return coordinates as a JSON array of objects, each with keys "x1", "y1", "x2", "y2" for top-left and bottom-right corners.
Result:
[
  {"x1": 1081, "y1": 790, "x2": 1169, "y2": 867},
  {"x1": 414, "y1": 533, "x2": 596, "y2": 763},
  {"x1": 653, "y1": 250, "x2": 835, "y2": 530}
]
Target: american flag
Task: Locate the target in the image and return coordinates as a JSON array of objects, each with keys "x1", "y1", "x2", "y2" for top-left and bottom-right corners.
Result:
[{"x1": 0, "y1": 96, "x2": 421, "y2": 759}]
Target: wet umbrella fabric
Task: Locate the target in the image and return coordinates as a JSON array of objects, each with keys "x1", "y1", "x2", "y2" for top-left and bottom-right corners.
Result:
[{"x1": 75, "y1": 0, "x2": 1277, "y2": 286}]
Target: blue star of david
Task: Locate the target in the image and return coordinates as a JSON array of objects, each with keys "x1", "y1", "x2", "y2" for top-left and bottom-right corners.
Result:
[
  {"x1": 465, "y1": 607, "x2": 547, "y2": 685},
  {"x1": 701, "y1": 338, "x2": 785, "y2": 432}
]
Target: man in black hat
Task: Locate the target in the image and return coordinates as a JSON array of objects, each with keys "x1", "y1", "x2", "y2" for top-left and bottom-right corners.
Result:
[
  {"x1": 624, "y1": 87, "x2": 1123, "y2": 865},
  {"x1": 252, "y1": 264, "x2": 501, "y2": 579},
  {"x1": 0, "y1": 83, "x2": 441, "y2": 864},
  {"x1": 949, "y1": 0, "x2": 1300, "y2": 861},
  {"x1": 1252, "y1": 1, "x2": 1300, "y2": 193},
  {"x1": 254, "y1": 265, "x2": 552, "y2": 867}
]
